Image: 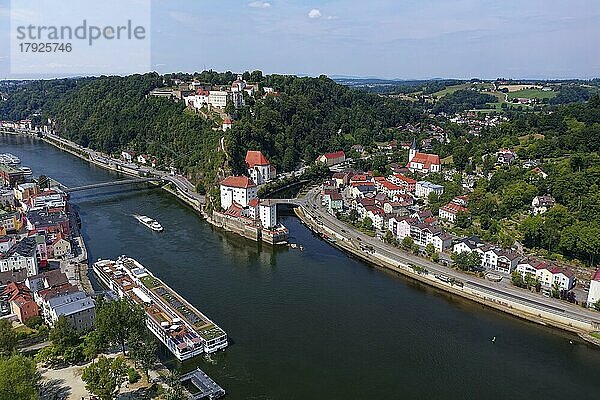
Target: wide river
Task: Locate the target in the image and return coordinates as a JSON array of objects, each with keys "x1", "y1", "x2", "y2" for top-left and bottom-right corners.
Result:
[{"x1": 3, "y1": 134, "x2": 600, "y2": 399}]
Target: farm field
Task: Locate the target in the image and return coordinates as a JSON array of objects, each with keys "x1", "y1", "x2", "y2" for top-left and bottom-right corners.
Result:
[{"x1": 507, "y1": 88, "x2": 557, "y2": 99}]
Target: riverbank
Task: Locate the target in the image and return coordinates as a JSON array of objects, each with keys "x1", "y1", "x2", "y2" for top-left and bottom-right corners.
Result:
[
  {"x1": 37, "y1": 132, "x2": 288, "y2": 245},
  {"x1": 293, "y1": 206, "x2": 600, "y2": 345}
]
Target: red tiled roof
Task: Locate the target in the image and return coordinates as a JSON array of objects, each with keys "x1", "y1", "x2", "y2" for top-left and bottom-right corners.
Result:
[
  {"x1": 380, "y1": 180, "x2": 403, "y2": 191},
  {"x1": 221, "y1": 176, "x2": 256, "y2": 189},
  {"x1": 351, "y1": 181, "x2": 374, "y2": 187},
  {"x1": 592, "y1": 269, "x2": 600, "y2": 282},
  {"x1": 329, "y1": 192, "x2": 342, "y2": 200},
  {"x1": 248, "y1": 198, "x2": 259, "y2": 207},
  {"x1": 39, "y1": 283, "x2": 78, "y2": 301},
  {"x1": 408, "y1": 152, "x2": 440, "y2": 168},
  {"x1": 245, "y1": 150, "x2": 271, "y2": 167},
  {"x1": 351, "y1": 174, "x2": 370, "y2": 182},
  {"x1": 440, "y1": 203, "x2": 468, "y2": 215},
  {"x1": 323, "y1": 151, "x2": 345, "y2": 159},
  {"x1": 393, "y1": 174, "x2": 416, "y2": 185},
  {"x1": 224, "y1": 203, "x2": 243, "y2": 217}
]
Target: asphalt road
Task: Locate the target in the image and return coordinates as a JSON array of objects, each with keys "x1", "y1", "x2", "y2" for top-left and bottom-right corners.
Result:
[
  {"x1": 300, "y1": 186, "x2": 600, "y2": 326},
  {"x1": 45, "y1": 133, "x2": 205, "y2": 205}
]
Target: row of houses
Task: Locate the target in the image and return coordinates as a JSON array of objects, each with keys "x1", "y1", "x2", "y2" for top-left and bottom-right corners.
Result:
[
  {"x1": 453, "y1": 235, "x2": 577, "y2": 291},
  {"x1": 2, "y1": 269, "x2": 95, "y2": 330},
  {"x1": 0, "y1": 177, "x2": 95, "y2": 331}
]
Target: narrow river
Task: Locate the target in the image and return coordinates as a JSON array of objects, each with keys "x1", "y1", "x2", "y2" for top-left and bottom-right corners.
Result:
[{"x1": 3, "y1": 134, "x2": 600, "y2": 399}]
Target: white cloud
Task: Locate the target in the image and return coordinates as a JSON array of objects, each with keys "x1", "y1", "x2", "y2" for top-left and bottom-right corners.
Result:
[
  {"x1": 327, "y1": 15, "x2": 338, "y2": 20},
  {"x1": 308, "y1": 9, "x2": 321, "y2": 19},
  {"x1": 249, "y1": 1, "x2": 271, "y2": 8},
  {"x1": 168, "y1": 11, "x2": 196, "y2": 25}
]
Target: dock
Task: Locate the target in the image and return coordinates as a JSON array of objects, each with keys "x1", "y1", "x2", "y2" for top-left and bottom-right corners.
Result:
[{"x1": 180, "y1": 368, "x2": 225, "y2": 399}]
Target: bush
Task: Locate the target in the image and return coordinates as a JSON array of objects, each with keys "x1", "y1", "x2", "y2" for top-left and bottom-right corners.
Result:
[
  {"x1": 24, "y1": 316, "x2": 43, "y2": 329},
  {"x1": 128, "y1": 367, "x2": 141, "y2": 384}
]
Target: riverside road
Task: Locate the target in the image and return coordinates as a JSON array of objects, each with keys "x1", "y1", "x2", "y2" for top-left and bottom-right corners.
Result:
[{"x1": 299, "y1": 186, "x2": 600, "y2": 328}]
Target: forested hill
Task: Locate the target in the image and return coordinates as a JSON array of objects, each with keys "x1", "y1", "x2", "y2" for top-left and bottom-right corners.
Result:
[
  {"x1": 0, "y1": 72, "x2": 424, "y2": 183},
  {"x1": 227, "y1": 75, "x2": 423, "y2": 172}
]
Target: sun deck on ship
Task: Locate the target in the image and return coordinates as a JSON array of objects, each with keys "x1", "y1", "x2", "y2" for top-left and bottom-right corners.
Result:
[{"x1": 93, "y1": 256, "x2": 228, "y2": 360}]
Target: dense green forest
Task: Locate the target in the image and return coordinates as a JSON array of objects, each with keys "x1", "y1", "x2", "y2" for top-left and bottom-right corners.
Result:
[
  {"x1": 227, "y1": 75, "x2": 423, "y2": 173},
  {"x1": 432, "y1": 89, "x2": 497, "y2": 113},
  {"x1": 0, "y1": 72, "x2": 424, "y2": 186}
]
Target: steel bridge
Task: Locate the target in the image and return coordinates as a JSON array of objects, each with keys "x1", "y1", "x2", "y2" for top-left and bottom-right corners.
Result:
[{"x1": 63, "y1": 177, "x2": 165, "y2": 193}]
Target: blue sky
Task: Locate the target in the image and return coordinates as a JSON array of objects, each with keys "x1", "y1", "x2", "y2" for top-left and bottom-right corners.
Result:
[{"x1": 1, "y1": 0, "x2": 599, "y2": 79}]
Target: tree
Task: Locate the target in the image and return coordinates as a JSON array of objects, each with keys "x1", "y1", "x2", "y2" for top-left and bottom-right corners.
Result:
[
  {"x1": 384, "y1": 230, "x2": 395, "y2": 245},
  {"x1": 348, "y1": 209, "x2": 359, "y2": 223},
  {"x1": 401, "y1": 236, "x2": 418, "y2": 254},
  {"x1": 452, "y1": 251, "x2": 481, "y2": 271},
  {"x1": 96, "y1": 298, "x2": 146, "y2": 354},
  {"x1": 82, "y1": 356, "x2": 127, "y2": 400},
  {"x1": 593, "y1": 300, "x2": 600, "y2": 311},
  {"x1": 361, "y1": 217, "x2": 373, "y2": 231},
  {"x1": 164, "y1": 371, "x2": 185, "y2": 400},
  {"x1": 49, "y1": 316, "x2": 80, "y2": 355},
  {"x1": 425, "y1": 243, "x2": 436, "y2": 258},
  {"x1": 0, "y1": 319, "x2": 17, "y2": 356},
  {"x1": 128, "y1": 333, "x2": 158, "y2": 379},
  {"x1": 83, "y1": 330, "x2": 106, "y2": 361},
  {"x1": 511, "y1": 270, "x2": 524, "y2": 287},
  {"x1": 0, "y1": 354, "x2": 40, "y2": 400},
  {"x1": 455, "y1": 211, "x2": 471, "y2": 229}
]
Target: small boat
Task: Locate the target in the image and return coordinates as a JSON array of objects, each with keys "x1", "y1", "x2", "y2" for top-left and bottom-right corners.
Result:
[
  {"x1": 133, "y1": 214, "x2": 163, "y2": 232},
  {"x1": 491, "y1": 337, "x2": 496, "y2": 343},
  {"x1": 0, "y1": 153, "x2": 21, "y2": 165},
  {"x1": 290, "y1": 243, "x2": 298, "y2": 249},
  {"x1": 20, "y1": 166, "x2": 32, "y2": 178}
]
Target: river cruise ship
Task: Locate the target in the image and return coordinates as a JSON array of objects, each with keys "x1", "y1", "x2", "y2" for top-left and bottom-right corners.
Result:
[
  {"x1": 93, "y1": 256, "x2": 228, "y2": 360},
  {"x1": 133, "y1": 214, "x2": 163, "y2": 232}
]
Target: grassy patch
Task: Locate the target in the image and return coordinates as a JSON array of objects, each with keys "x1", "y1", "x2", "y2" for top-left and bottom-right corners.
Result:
[
  {"x1": 591, "y1": 332, "x2": 600, "y2": 340},
  {"x1": 507, "y1": 89, "x2": 556, "y2": 100},
  {"x1": 140, "y1": 275, "x2": 161, "y2": 289}
]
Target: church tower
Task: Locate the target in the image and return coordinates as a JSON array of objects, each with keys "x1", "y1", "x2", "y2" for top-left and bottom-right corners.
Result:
[{"x1": 408, "y1": 137, "x2": 418, "y2": 163}]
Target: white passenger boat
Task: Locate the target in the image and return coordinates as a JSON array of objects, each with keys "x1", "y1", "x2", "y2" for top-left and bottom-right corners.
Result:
[
  {"x1": 20, "y1": 166, "x2": 32, "y2": 178},
  {"x1": 133, "y1": 214, "x2": 163, "y2": 232},
  {"x1": 0, "y1": 153, "x2": 21, "y2": 165}
]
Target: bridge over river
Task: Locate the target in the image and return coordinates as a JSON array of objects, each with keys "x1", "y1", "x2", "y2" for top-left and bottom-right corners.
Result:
[{"x1": 61, "y1": 177, "x2": 165, "y2": 193}]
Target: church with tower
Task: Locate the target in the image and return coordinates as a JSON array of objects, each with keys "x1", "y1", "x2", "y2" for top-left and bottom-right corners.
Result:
[{"x1": 406, "y1": 138, "x2": 441, "y2": 174}]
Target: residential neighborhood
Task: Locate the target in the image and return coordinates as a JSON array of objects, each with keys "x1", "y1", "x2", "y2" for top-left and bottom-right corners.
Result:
[{"x1": 0, "y1": 171, "x2": 95, "y2": 331}]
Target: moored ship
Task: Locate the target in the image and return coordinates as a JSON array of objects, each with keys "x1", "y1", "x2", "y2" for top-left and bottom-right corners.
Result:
[{"x1": 93, "y1": 257, "x2": 228, "y2": 360}]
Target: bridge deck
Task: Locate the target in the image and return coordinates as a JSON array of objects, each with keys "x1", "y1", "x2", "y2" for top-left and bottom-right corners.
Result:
[{"x1": 64, "y1": 177, "x2": 164, "y2": 193}]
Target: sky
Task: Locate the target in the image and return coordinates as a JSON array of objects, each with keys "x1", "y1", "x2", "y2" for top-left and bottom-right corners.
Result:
[{"x1": 0, "y1": 0, "x2": 599, "y2": 80}]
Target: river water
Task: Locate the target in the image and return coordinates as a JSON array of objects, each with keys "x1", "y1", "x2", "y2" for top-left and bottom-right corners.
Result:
[{"x1": 3, "y1": 134, "x2": 600, "y2": 399}]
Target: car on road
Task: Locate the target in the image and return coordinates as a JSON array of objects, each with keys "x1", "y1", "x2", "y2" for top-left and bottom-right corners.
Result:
[{"x1": 356, "y1": 237, "x2": 361, "y2": 241}]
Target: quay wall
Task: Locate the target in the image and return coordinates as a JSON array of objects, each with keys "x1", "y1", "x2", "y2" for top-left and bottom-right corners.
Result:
[{"x1": 293, "y1": 206, "x2": 600, "y2": 340}]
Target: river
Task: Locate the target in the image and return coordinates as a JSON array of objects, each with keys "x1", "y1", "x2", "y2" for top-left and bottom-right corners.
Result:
[{"x1": 3, "y1": 134, "x2": 600, "y2": 399}]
